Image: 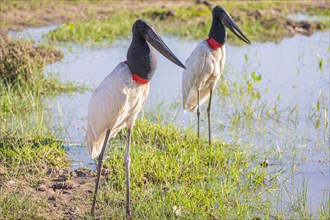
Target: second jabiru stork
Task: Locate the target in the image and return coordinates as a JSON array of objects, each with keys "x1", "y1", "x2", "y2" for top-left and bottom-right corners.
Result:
[
  {"x1": 86, "y1": 19, "x2": 185, "y2": 216},
  {"x1": 182, "y1": 6, "x2": 250, "y2": 144}
]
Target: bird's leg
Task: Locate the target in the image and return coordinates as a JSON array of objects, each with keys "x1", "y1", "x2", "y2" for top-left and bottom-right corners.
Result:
[
  {"x1": 207, "y1": 88, "x2": 213, "y2": 145},
  {"x1": 125, "y1": 128, "x2": 132, "y2": 216},
  {"x1": 197, "y1": 89, "x2": 200, "y2": 140},
  {"x1": 91, "y1": 130, "x2": 110, "y2": 216}
]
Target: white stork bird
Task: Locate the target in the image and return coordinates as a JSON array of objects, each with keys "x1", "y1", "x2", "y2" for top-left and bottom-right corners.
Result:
[
  {"x1": 182, "y1": 6, "x2": 250, "y2": 144},
  {"x1": 86, "y1": 19, "x2": 185, "y2": 216}
]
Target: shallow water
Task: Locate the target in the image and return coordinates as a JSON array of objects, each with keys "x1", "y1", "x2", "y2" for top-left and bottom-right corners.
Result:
[
  {"x1": 287, "y1": 12, "x2": 328, "y2": 22},
  {"x1": 9, "y1": 26, "x2": 329, "y2": 213}
]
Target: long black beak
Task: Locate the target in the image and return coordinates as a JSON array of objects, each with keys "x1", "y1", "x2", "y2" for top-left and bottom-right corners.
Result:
[
  {"x1": 145, "y1": 27, "x2": 186, "y2": 69},
  {"x1": 221, "y1": 11, "x2": 251, "y2": 44}
]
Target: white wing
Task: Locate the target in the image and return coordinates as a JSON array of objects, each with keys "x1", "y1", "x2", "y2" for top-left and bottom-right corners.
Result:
[
  {"x1": 85, "y1": 62, "x2": 149, "y2": 159},
  {"x1": 182, "y1": 41, "x2": 226, "y2": 111}
]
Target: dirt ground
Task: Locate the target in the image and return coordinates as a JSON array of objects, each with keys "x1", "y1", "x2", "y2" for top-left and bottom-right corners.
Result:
[
  {"x1": 0, "y1": 1, "x2": 190, "y2": 32},
  {"x1": 2, "y1": 167, "x2": 111, "y2": 219}
]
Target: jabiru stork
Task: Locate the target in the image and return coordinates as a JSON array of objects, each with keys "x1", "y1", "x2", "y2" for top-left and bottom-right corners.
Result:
[
  {"x1": 182, "y1": 6, "x2": 250, "y2": 144},
  {"x1": 86, "y1": 19, "x2": 185, "y2": 216}
]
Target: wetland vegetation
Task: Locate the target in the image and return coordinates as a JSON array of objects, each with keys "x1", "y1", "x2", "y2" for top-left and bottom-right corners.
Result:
[{"x1": 0, "y1": 0, "x2": 329, "y2": 219}]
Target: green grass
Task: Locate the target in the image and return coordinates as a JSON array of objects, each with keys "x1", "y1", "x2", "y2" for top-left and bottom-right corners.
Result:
[
  {"x1": 89, "y1": 115, "x2": 327, "y2": 219},
  {"x1": 0, "y1": 32, "x2": 85, "y2": 218},
  {"x1": 90, "y1": 118, "x2": 271, "y2": 219},
  {"x1": 0, "y1": 132, "x2": 67, "y2": 181},
  {"x1": 1, "y1": 1, "x2": 329, "y2": 44},
  {"x1": 0, "y1": 191, "x2": 41, "y2": 219},
  {"x1": 0, "y1": 76, "x2": 86, "y2": 118},
  {"x1": 0, "y1": 83, "x2": 71, "y2": 219},
  {"x1": 47, "y1": 11, "x2": 137, "y2": 45},
  {"x1": 0, "y1": 128, "x2": 68, "y2": 218},
  {"x1": 45, "y1": 2, "x2": 330, "y2": 45}
]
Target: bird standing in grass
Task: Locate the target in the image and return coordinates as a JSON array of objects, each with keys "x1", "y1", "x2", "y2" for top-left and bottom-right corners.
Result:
[
  {"x1": 182, "y1": 6, "x2": 250, "y2": 144},
  {"x1": 86, "y1": 19, "x2": 185, "y2": 216}
]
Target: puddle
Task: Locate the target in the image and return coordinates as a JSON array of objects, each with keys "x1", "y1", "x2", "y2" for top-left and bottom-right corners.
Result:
[
  {"x1": 287, "y1": 12, "x2": 328, "y2": 22},
  {"x1": 8, "y1": 25, "x2": 59, "y2": 44},
  {"x1": 9, "y1": 26, "x2": 329, "y2": 213}
]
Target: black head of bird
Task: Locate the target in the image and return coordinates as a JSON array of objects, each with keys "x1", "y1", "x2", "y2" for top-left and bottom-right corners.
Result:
[
  {"x1": 209, "y1": 6, "x2": 251, "y2": 45},
  {"x1": 127, "y1": 19, "x2": 185, "y2": 82}
]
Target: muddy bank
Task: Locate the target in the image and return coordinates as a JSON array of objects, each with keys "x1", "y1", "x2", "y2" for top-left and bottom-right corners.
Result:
[{"x1": 1, "y1": 167, "x2": 106, "y2": 219}]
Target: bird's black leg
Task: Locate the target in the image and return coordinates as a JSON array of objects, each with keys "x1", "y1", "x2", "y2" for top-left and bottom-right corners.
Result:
[
  {"x1": 125, "y1": 128, "x2": 132, "y2": 216},
  {"x1": 197, "y1": 89, "x2": 200, "y2": 140},
  {"x1": 91, "y1": 130, "x2": 110, "y2": 216},
  {"x1": 207, "y1": 88, "x2": 213, "y2": 145}
]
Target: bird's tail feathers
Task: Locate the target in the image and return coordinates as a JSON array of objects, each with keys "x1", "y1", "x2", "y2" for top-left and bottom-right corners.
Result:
[{"x1": 86, "y1": 129, "x2": 107, "y2": 159}]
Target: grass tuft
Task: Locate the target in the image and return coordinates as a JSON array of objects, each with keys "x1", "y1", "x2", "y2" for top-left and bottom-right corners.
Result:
[
  {"x1": 0, "y1": 191, "x2": 40, "y2": 219},
  {"x1": 0, "y1": 131, "x2": 67, "y2": 181},
  {"x1": 90, "y1": 118, "x2": 271, "y2": 219},
  {"x1": 0, "y1": 34, "x2": 62, "y2": 86},
  {"x1": 0, "y1": 34, "x2": 87, "y2": 116}
]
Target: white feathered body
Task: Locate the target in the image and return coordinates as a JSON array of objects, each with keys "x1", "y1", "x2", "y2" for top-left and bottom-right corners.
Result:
[
  {"x1": 182, "y1": 40, "x2": 226, "y2": 111},
  {"x1": 86, "y1": 62, "x2": 149, "y2": 159}
]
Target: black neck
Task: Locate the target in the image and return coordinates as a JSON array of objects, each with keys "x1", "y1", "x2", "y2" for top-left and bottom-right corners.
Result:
[
  {"x1": 208, "y1": 16, "x2": 226, "y2": 45},
  {"x1": 126, "y1": 34, "x2": 157, "y2": 80}
]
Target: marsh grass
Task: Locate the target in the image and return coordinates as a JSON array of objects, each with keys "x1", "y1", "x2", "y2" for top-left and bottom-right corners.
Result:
[
  {"x1": 0, "y1": 127, "x2": 68, "y2": 218},
  {"x1": 0, "y1": 34, "x2": 87, "y2": 116},
  {"x1": 215, "y1": 67, "x2": 283, "y2": 134},
  {"x1": 214, "y1": 64, "x2": 329, "y2": 218},
  {"x1": 0, "y1": 32, "x2": 84, "y2": 218},
  {"x1": 0, "y1": 89, "x2": 68, "y2": 218},
  {"x1": 0, "y1": 191, "x2": 41, "y2": 219},
  {"x1": 90, "y1": 118, "x2": 271, "y2": 219},
  {"x1": 0, "y1": 70, "x2": 328, "y2": 219},
  {"x1": 0, "y1": 34, "x2": 62, "y2": 85},
  {"x1": 0, "y1": 131, "x2": 67, "y2": 180},
  {"x1": 45, "y1": 2, "x2": 330, "y2": 46},
  {"x1": 308, "y1": 90, "x2": 329, "y2": 130},
  {"x1": 131, "y1": 60, "x2": 329, "y2": 219},
  {"x1": 47, "y1": 12, "x2": 136, "y2": 45}
]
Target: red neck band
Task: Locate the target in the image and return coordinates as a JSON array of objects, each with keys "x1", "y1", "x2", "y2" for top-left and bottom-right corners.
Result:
[
  {"x1": 124, "y1": 61, "x2": 149, "y2": 85},
  {"x1": 132, "y1": 74, "x2": 149, "y2": 84},
  {"x1": 206, "y1": 37, "x2": 223, "y2": 49}
]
